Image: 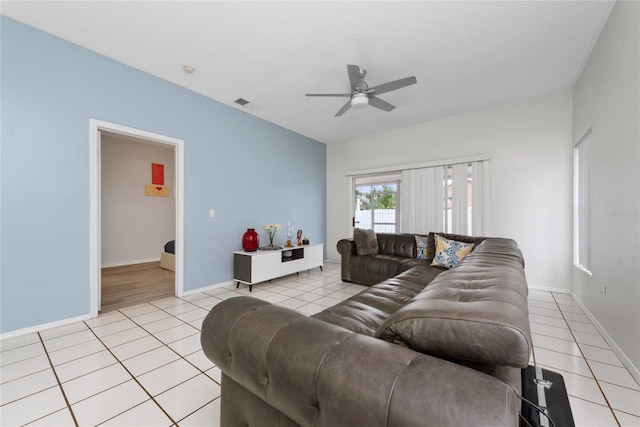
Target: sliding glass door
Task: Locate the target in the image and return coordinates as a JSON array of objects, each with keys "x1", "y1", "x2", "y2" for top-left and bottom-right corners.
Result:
[{"x1": 353, "y1": 174, "x2": 401, "y2": 233}]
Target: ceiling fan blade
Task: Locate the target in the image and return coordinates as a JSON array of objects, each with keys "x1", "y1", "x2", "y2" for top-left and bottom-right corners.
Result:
[
  {"x1": 305, "y1": 93, "x2": 351, "y2": 97},
  {"x1": 368, "y1": 96, "x2": 395, "y2": 112},
  {"x1": 369, "y1": 76, "x2": 417, "y2": 96},
  {"x1": 335, "y1": 100, "x2": 352, "y2": 117},
  {"x1": 347, "y1": 64, "x2": 364, "y2": 89}
]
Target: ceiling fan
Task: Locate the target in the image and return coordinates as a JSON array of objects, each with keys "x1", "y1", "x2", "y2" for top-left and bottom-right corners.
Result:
[{"x1": 306, "y1": 64, "x2": 417, "y2": 117}]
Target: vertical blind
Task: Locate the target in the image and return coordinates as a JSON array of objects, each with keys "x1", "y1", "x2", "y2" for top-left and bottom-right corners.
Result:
[{"x1": 401, "y1": 160, "x2": 488, "y2": 236}]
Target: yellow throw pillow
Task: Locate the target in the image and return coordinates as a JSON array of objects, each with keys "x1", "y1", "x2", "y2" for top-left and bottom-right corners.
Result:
[{"x1": 431, "y1": 234, "x2": 475, "y2": 268}]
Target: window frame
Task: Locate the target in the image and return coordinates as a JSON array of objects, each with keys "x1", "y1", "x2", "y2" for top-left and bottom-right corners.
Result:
[{"x1": 573, "y1": 128, "x2": 593, "y2": 277}]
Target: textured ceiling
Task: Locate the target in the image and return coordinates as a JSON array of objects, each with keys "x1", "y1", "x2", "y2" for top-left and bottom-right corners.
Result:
[{"x1": 1, "y1": 1, "x2": 614, "y2": 143}]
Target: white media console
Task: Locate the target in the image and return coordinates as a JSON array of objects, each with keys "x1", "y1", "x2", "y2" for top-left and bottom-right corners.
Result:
[{"x1": 233, "y1": 243, "x2": 324, "y2": 291}]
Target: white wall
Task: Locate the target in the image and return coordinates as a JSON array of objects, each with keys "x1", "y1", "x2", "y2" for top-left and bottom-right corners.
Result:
[
  {"x1": 101, "y1": 134, "x2": 176, "y2": 267},
  {"x1": 572, "y1": 1, "x2": 640, "y2": 379},
  {"x1": 327, "y1": 93, "x2": 573, "y2": 292}
]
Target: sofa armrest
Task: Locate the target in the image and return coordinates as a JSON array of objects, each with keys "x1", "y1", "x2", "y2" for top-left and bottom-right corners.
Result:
[
  {"x1": 201, "y1": 297, "x2": 519, "y2": 427},
  {"x1": 336, "y1": 238, "x2": 357, "y2": 282}
]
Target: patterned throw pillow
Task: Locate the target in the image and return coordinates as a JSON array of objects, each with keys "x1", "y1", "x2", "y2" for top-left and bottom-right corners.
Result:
[
  {"x1": 431, "y1": 234, "x2": 475, "y2": 268},
  {"x1": 415, "y1": 235, "x2": 429, "y2": 259}
]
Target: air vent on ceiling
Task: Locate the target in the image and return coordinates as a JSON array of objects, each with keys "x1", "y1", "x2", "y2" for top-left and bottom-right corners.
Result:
[{"x1": 234, "y1": 98, "x2": 250, "y2": 106}]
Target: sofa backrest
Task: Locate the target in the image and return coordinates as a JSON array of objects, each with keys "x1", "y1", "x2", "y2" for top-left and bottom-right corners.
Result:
[
  {"x1": 376, "y1": 238, "x2": 532, "y2": 369},
  {"x1": 376, "y1": 233, "x2": 422, "y2": 258},
  {"x1": 376, "y1": 232, "x2": 486, "y2": 261}
]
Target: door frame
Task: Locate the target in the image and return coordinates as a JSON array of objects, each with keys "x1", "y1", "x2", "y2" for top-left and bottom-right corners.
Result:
[{"x1": 89, "y1": 119, "x2": 185, "y2": 317}]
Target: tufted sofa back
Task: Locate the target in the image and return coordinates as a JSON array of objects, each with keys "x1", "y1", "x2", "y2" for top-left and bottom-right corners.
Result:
[
  {"x1": 376, "y1": 233, "x2": 421, "y2": 258},
  {"x1": 376, "y1": 232, "x2": 486, "y2": 260}
]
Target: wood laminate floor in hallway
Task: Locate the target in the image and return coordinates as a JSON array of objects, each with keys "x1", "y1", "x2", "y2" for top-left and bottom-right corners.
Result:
[{"x1": 101, "y1": 261, "x2": 174, "y2": 313}]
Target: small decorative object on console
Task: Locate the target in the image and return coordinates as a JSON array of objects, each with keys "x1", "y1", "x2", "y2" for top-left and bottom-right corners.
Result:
[
  {"x1": 297, "y1": 229, "x2": 303, "y2": 246},
  {"x1": 241, "y1": 228, "x2": 259, "y2": 252},
  {"x1": 261, "y1": 223, "x2": 282, "y2": 250},
  {"x1": 284, "y1": 221, "x2": 295, "y2": 248},
  {"x1": 303, "y1": 236, "x2": 309, "y2": 245}
]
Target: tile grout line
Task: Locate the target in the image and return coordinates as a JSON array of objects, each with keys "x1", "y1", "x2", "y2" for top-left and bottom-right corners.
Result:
[
  {"x1": 172, "y1": 395, "x2": 222, "y2": 426},
  {"x1": 107, "y1": 304, "x2": 223, "y2": 424},
  {"x1": 82, "y1": 320, "x2": 179, "y2": 426},
  {"x1": 22, "y1": 270, "x2": 630, "y2": 425},
  {"x1": 529, "y1": 295, "x2": 634, "y2": 422},
  {"x1": 531, "y1": 328, "x2": 633, "y2": 372},
  {"x1": 0, "y1": 268, "x2": 338, "y2": 425},
  {"x1": 147, "y1": 284, "x2": 341, "y2": 422},
  {"x1": 125, "y1": 302, "x2": 219, "y2": 382},
  {"x1": 549, "y1": 292, "x2": 621, "y2": 427},
  {"x1": 132, "y1": 302, "x2": 228, "y2": 421},
  {"x1": 37, "y1": 332, "x2": 80, "y2": 427}
]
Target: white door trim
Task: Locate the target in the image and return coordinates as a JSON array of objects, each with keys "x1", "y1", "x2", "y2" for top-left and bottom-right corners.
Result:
[{"x1": 89, "y1": 119, "x2": 185, "y2": 317}]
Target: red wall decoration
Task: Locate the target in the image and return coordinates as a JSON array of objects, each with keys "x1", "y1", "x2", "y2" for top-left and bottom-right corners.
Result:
[
  {"x1": 146, "y1": 163, "x2": 169, "y2": 197},
  {"x1": 152, "y1": 163, "x2": 165, "y2": 185}
]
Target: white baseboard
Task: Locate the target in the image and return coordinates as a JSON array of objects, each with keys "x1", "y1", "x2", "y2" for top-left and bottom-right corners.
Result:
[
  {"x1": 182, "y1": 280, "x2": 235, "y2": 296},
  {"x1": 0, "y1": 313, "x2": 93, "y2": 342},
  {"x1": 571, "y1": 294, "x2": 640, "y2": 386},
  {"x1": 102, "y1": 257, "x2": 161, "y2": 268}
]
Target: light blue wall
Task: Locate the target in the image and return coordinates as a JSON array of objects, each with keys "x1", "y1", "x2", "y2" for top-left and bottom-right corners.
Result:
[{"x1": 0, "y1": 17, "x2": 326, "y2": 334}]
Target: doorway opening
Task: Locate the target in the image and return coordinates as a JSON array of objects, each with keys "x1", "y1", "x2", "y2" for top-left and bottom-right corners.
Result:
[{"x1": 89, "y1": 120, "x2": 184, "y2": 317}]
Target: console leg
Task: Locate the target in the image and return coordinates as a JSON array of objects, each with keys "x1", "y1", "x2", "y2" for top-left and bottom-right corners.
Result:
[
  {"x1": 249, "y1": 284, "x2": 253, "y2": 292},
  {"x1": 236, "y1": 282, "x2": 240, "y2": 289},
  {"x1": 320, "y1": 266, "x2": 323, "y2": 272}
]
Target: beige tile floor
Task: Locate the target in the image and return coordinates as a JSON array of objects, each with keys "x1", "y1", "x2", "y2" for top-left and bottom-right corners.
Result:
[{"x1": 1, "y1": 263, "x2": 638, "y2": 426}]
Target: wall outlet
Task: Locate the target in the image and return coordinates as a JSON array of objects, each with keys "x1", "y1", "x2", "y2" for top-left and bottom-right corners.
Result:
[
  {"x1": 209, "y1": 209, "x2": 215, "y2": 218},
  {"x1": 601, "y1": 284, "x2": 607, "y2": 300}
]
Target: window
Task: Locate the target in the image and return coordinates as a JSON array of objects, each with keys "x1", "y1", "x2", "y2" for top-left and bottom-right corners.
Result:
[
  {"x1": 348, "y1": 155, "x2": 488, "y2": 236},
  {"x1": 574, "y1": 129, "x2": 592, "y2": 276},
  {"x1": 354, "y1": 174, "x2": 401, "y2": 233}
]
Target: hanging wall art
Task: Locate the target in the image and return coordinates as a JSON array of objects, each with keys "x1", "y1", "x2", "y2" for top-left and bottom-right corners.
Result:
[{"x1": 145, "y1": 163, "x2": 170, "y2": 197}]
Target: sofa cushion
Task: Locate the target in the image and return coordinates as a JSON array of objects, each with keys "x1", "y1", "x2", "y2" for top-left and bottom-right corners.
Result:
[
  {"x1": 312, "y1": 265, "x2": 444, "y2": 336},
  {"x1": 346, "y1": 254, "x2": 402, "y2": 286},
  {"x1": 431, "y1": 234, "x2": 475, "y2": 268},
  {"x1": 393, "y1": 264, "x2": 446, "y2": 287},
  {"x1": 353, "y1": 228, "x2": 378, "y2": 255},
  {"x1": 376, "y1": 239, "x2": 531, "y2": 368}
]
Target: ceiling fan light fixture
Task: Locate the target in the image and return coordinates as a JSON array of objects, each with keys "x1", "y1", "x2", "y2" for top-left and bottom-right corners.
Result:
[
  {"x1": 351, "y1": 93, "x2": 369, "y2": 109},
  {"x1": 307, "y1": 64, "x2": 416, "y2": 116}
]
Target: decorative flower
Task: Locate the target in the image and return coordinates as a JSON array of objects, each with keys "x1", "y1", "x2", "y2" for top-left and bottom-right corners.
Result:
[{"x1": 263, "y1": 223, "x2": 281, "y2": 246}]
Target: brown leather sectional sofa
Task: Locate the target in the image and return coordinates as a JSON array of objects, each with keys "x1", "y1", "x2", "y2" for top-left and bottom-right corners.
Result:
[
  {"x1": 337, "y1": 231, "x2": 484, "y2": 285},
  {"x1": 201, "y1": 232, "x2": 532, "y2": 426}
]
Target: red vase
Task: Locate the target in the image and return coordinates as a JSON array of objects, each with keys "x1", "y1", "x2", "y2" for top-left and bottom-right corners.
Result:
[{"x1": 242, "y1": 228, "x2": 260, "y2": 252}]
